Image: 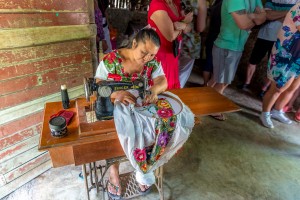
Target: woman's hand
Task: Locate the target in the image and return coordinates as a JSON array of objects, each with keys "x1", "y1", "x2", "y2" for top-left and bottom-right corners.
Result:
[
  {"x1": 182, "y1": 12, "x2": 193, "y2": 23},
  {"x1": 174, "y1": 21, "x2": 187, "y2": 31},
  {"x1": 143, "y1": 93, "x2": 158, "y2": 105},
  {"x1": 112, "y1": 91, "x2": 137, "y2": 106}
]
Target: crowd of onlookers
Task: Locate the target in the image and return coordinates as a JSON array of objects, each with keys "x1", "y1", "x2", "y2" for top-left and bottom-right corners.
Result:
[{"x1": 95, "y1": 0, "x2": 300, "y2": 128}]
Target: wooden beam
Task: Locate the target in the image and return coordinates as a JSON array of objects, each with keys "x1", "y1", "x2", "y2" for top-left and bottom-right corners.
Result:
[
  {"x1": 0, "y1": 13, "x2": 90, "y2": 28},
  {"x1": 0, "y1": 0, "x2": 88, "y2": 12},
  {"x1": 0, "y1": 24, "x2": 96, "y2": 49}
]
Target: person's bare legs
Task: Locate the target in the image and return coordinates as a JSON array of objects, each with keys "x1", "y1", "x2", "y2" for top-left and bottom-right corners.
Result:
[
  {"x1": 274, "y1": 77, "x2": 300, "y2": 111},
  {"x1": 262, "y1": 78, "x2": 294, "y2": 112},
  {"x1": 245, "y1": 63, "x2": 257, "y2": 85},
  {"x1": 213, "y1": 83, "x2": 228, "y2": 94},
  {"x1": 209, "y1": 83, "x2": 229, "y2": 120},
  {"x1": 283, "y1": 86, "x2": 300, "y2": 111},
  {"x1": 108, "y1": 163, "x2": 121, "y2": 196},
  {"x1": 203, "y1": 71, "x2": 212, "y2": 86},
  {"x1": 260, "y1": 77, "x2": 295, "y2": 128},
  {"x1": 207, "y1": 77, "x2": 216, "y2": 87}
]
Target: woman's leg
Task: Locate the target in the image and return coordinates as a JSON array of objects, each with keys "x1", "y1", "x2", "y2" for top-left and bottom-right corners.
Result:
[
  {"x1": 282, "y1": 84, "x2": 300, "y2": 111},
  {"x1": 270, "y1": 78, "x2": 300, "y2": 124},
  {"x1": 274, "y1": 78, "x2": 300, "y2": 111},
  {"x1": 108, "y1": 163, "x2": 121, "y2": 196},
  {"x1": 260, "y1": 77, "x2": 295, "y2": 128},
  {"x1": 262, "y1": 77, "x2": 295, "y2": 112},
  {"x1": 203, "y1": 71, "x2": 211, "y2": 86}
]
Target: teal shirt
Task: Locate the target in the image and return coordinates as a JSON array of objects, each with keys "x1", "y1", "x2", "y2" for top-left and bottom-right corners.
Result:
[{"x1": 214, "y1": 0, "x2": 263, "y2": 51}]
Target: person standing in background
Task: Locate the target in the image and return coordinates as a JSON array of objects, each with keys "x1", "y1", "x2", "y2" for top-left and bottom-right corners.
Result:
[
  {"x1": 260, "y1": 3, "x2": 300, "y2": 128},
  {"x1": 238, "y1": 0, "x2": 297, "y2": 98},
  {"x1": 209, "y1": 0, "x2": 266, "y2": 121},
  {"x1": 203, "y1": 0, "x2": 223, "y2": 86},
  {"x1": 179, "y1": 0, "x2": 207, "y2": 88},
  {"x1": 94, "y1": 0, "x2": 105, "y2": 62},
  {"x1": 148, "y1": 0, "x2": 193, "y2": 89},
  {"x1": 98, "y1": 0, "x2": 113, "y2": 53}
]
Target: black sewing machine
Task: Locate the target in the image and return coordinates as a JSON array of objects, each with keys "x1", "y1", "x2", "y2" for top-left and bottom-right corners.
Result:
[{"x1": 84, "y1": 77, "x2": 149, "y2": 120}]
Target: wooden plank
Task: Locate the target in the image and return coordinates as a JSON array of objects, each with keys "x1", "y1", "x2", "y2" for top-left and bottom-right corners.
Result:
[
  {"x1": 73, "y1": 138, "x2": 124, "y2": 166},
  {"x1": 0, "y1": 147, "x2": 47, "y2": 175},
  {"x1": 4, "y1": 153, "x2": 50, "y2": 183},
  {"x1": 0, "y1": 40, "x2": 90, "y2": 67},
  {"x1": 0, "y1": 52, "x2": 91, "y2": 80},
  {"x1": 0, "y1": 135, "x2": 39, "y2": 163},
  {"x1": 0, "y1": 13, "x2": 90, "y2": 28},
  {"x1": 170, "y1": 87, "x2": 241, "y2": 116},
  {"x1": 0, "y1": 113, "x2": 42, "y2": 139},
  {"x1": 0, "y1": 65, "x2": 92, "y2": 110},
  {"x1": 0, "y1": 24, "x2": 96, "y2": 49},
  {"x1": 0, "y1": 124, "x2": 40, "y2": 150},
  {"x1": 48, "y1": 146, "x2": 74, "y2": 168},
  {"x1": 0, "y1": 160, "x2": 51, "y2": 199},
  {"x1": 0, "y1": 0, "x2": 87, "y2": 12}
]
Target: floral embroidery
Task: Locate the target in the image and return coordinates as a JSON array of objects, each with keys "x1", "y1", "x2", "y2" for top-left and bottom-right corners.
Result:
[
  {"x1": 102, "y1": 50, "x2": 159, "y2": 83},
  {"x1": 157, "y1": 108, "x2": 173, "y2": 118},
  {"x1": 133, "y1": 97, "x2": 177, "y2": 172},
  {"x1": 107, "y1": 73, "x2": 122, "y2": 81},
  {"x1": 133, "y1": 148, "x2": 146, "y2": 162}
]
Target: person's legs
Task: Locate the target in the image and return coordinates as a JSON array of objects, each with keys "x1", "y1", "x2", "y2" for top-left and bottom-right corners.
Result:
[
  {"x1": 108, "y1": 163, "x2": 121, "y2": 197},
  {"x1": 274, "y1": 78, "x2": 300, "y2": 110},
  {"x1": 245, "y1": 63, "x2": 257, "y2": 85},
  {"x1": 270, "y1": 78, "x2": 300, "y2": 124},
  {"x1": 283, "y1": 86, "x2": 300, "y2": 112},
  {"x1": 239, "y1": 39, "x2": 274, "y2": 89},
  {"x1": 178, "y1": 55, "x2": 195, "y2": 88},
  {"x1": 213, "y1": 83, "x2": 228, "y2": 94},
  {"x1": 211, "y1": 46, "x2": 242, "y2": 120},
  {"x1": 260, "y1": 77, "x2": 295, "y2": 128}
]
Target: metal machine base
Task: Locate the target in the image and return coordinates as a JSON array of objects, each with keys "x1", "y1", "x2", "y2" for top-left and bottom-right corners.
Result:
[{"x1": 81, "y1": 156, "x2": 164, "y2": 200}]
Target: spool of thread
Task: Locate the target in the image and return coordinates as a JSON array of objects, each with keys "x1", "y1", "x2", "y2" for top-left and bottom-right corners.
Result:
[
  {"x1": 49, "y1": 116, "x2": 68, "y2": 138},
  {"x1": 61, "y1": 84, "x2": 70, "y2": 109}
]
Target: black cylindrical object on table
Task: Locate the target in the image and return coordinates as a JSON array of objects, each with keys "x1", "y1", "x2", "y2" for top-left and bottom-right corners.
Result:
[
  {"x1": 61, "y1": 84, "x2": 70, "y2": 109},
  {"x1": 49, "y1": 116, "x2": 68, "y2": 138}
]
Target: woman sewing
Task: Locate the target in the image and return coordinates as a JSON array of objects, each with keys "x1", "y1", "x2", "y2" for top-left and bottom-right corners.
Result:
[{"x1": 95, "y1": 28, "x2": 194, "y2": 199}]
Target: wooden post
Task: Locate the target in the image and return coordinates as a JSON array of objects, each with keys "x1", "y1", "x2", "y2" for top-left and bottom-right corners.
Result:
[{"x1": 87, "y1": 0, "x2": 98, "y2": 75}]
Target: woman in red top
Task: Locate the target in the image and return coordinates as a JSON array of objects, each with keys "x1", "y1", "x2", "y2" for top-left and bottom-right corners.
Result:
[{"x1": 148, "y1": 0, "x2": 193, "y2": 89}]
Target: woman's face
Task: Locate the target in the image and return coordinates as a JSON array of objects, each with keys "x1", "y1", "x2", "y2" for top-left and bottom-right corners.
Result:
[{"x1": 132, "y1": 39, "x2": 159, "y2": 65}]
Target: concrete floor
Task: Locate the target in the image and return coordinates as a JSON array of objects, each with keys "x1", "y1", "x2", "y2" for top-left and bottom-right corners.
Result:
[{"x1": 3, "y1": 84, "x2": 300, "y2": 200}]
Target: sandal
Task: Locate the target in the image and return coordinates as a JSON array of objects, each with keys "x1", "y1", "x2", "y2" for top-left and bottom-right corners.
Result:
[
  {"x1": 107, "y1": 181, "x2": 122, "y2": 200},
  {"x1": 209, "y1": 113, "x2": 227, "y2": 121},
  {"x1": 138, "y1": 184, "x2": 152, "y2": 195}
]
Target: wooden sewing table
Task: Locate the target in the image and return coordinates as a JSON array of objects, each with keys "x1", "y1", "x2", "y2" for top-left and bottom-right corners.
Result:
[{"x1": 38, "y1": 87, "x2": 240, "y2": 199}]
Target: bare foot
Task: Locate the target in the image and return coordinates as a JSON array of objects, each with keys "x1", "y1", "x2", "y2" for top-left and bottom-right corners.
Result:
[
  {"x1": 138, "y1": 183, "x2": 150, "y2": 192},
  {"x1": 108, "y1": 164, "x2": 121, "y2": 196}
]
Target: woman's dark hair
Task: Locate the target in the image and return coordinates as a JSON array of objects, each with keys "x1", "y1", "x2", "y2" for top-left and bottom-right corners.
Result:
[{"x1": 120, "y1": 28, "x2": 161, "y2": 49}]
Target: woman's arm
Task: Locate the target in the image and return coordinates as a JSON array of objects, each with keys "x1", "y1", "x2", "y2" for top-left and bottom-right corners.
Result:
[
  {"x1": 150, "y1": 10, "x2": 182, "y2": 41},
  {"x1": 196, "y1": 0, "x2": 207, "y2": 33},
  {"x1": 144, "y1": 75, "x2": 168, "y2": 104}
]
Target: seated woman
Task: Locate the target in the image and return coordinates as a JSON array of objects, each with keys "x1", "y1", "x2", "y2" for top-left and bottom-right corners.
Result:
[{"x1": 95, "y1": 28, "x2": 194, "y2": 199}]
